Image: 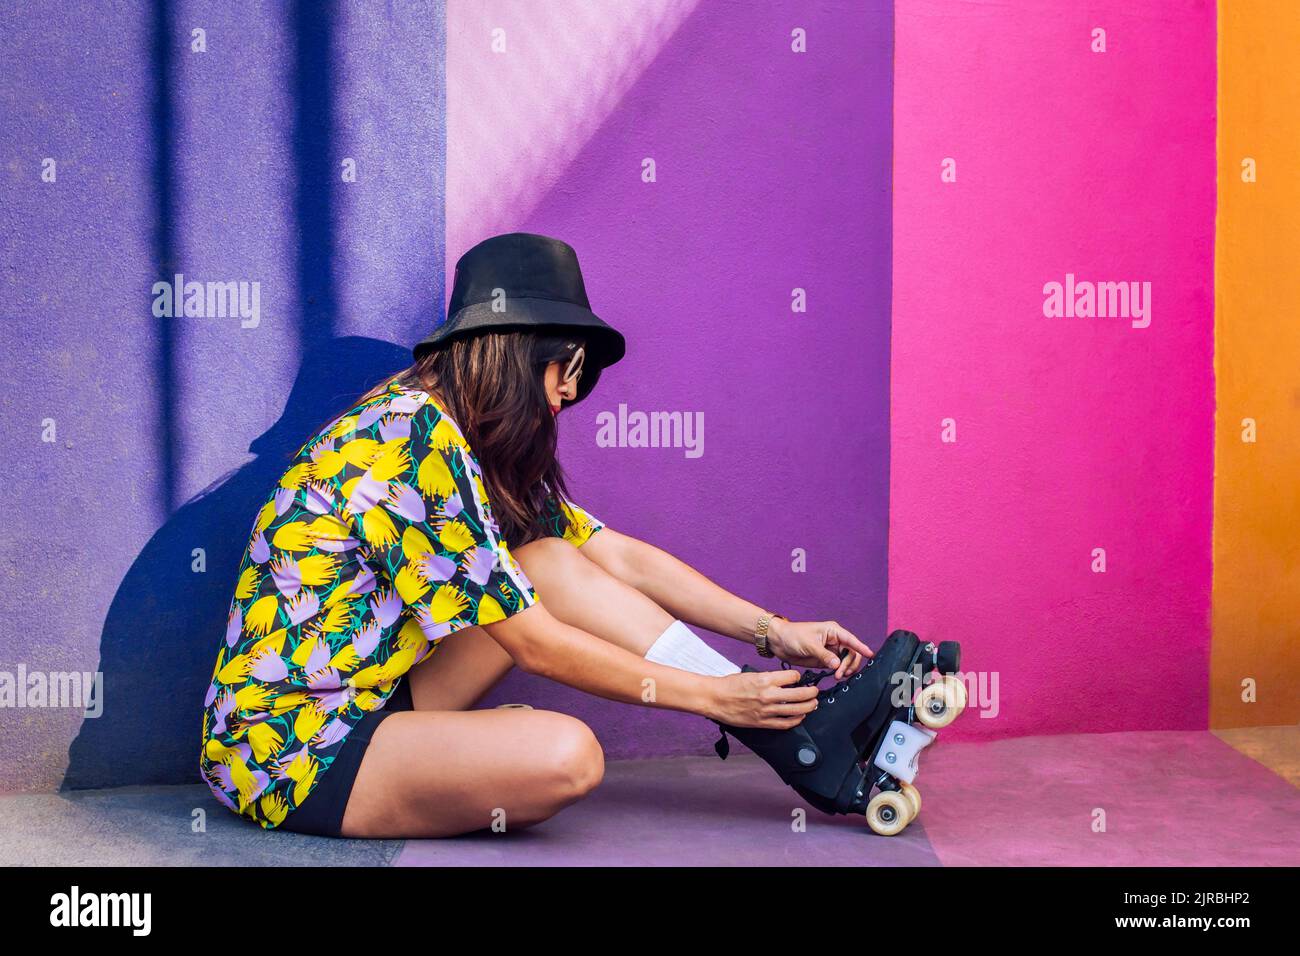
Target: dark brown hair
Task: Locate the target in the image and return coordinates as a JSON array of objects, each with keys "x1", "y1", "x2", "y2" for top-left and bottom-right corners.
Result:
[{"x1": 309, "y1": 331, "x2": 585, "y2": 549}]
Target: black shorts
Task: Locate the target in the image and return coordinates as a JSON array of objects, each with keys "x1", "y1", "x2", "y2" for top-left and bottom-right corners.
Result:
[{"x1": 276, "y1": 678, "x2": 414, "y2": 837}]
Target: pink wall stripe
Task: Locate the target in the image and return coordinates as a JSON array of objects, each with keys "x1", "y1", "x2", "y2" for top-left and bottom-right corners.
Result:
[{"x1": 889, "y1": 0, "x2": 1217, "y2": 739}]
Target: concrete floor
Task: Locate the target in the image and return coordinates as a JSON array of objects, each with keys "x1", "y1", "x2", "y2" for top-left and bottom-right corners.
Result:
[{"x1": 3, "y1": 726, "x2": 1296, "y2": 867}]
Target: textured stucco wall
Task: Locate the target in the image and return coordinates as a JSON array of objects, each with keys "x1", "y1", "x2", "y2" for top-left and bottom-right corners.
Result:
[
  {"x1": 0, "y1": 0, "x2": 894, "y2": 790},
  {"x1": 7, "y1": 0, "x2": 1270, "y2": 795},
  {"x1": 1, "y1": 0, "x2": 449, "y2": 791},
  {"x1": 889, "y1": 0, "x2": 1217, "y2": 738},
  {"x1": 453, "y1": 0, "x2": 897, "y2": 759},
  {"x1": 1210, "y1": 0, "x2": 1300, "y2": 729}
]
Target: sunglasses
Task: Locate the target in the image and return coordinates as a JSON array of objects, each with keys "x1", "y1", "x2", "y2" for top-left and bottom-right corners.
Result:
[{"x1": 561, "y1": 344, "x2": 585, "y2": 384}]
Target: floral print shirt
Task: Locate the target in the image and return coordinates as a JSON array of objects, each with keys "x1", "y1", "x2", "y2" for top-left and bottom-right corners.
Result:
[{"x1": 199, "y1": 379, "x2": 604, "y2": 829}]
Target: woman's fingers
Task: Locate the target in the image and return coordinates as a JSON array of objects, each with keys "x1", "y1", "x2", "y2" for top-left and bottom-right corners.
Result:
[
  {"x1": 766, "y1": 697, "x2": 819, "y2": 717},
  {"x1": 772, "y1": 687, "x2": 819, "y2": 707},
  {"x1": 839, "y1": 649, "x2": 866, "y2": 678},
  {"x1": 753, "y1": 671, "x2": 819, "y2": 722},
  {"x1": 763, "y1": 715, "x2": 809, "y2": 730},
  {"x1": 829, "y1": 624, "x2": 873, "y2": 661},
  {"x1": 832, "y1": 651, "x2": 853, "y2": 679},
  {"x1": 762, "y1": 671, "x2": 819, "y2": 702}
]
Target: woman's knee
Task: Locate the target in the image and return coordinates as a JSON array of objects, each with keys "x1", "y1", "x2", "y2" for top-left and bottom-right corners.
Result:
[
  {"x1": 513, "y1": 535, "x2": 590, "y2": 576},
  {"x1": 513, "y1": 537, "x2": 608, "y2": 608},
  {"x1": 536, "y1": 713, "x2": 605, "y2": 805},
  {"x1": 514, "y1": 535, "x2": 569, "y2": 558}
]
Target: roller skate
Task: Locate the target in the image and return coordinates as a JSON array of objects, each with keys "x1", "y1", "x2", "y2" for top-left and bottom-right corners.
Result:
[{"x1": 712, "y1": 629, "x2": 965, "y2": 836}]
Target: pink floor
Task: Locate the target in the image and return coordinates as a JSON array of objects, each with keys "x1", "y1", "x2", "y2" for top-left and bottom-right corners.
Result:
[
  {"x1": 920, "y1": 728, "x2": 1300, "y2": 866},
  {"x1": 4, "y1": 727, "x2": 1294, "y2": 866},
  {"x1": 393, "y1": 727, "x2": 1300, "y2": 867}
]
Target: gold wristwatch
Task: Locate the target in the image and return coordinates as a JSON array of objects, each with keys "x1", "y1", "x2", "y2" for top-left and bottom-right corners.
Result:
[{"x1": 754, "y1": 612, "x2": 787, "y2": 658}]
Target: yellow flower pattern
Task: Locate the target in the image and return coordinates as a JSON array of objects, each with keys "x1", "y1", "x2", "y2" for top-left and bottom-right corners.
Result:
[{"x1": 198, "y1": 380, "x2": 605, "y2": 828}]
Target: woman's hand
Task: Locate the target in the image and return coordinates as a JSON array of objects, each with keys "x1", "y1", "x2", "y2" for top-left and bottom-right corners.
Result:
[
  {"x1": 707, "y1": 669, "x2": 821, "y2": 729},
  {"x1": 767, "y1": 619, "x2": 873, "y2": 679}
]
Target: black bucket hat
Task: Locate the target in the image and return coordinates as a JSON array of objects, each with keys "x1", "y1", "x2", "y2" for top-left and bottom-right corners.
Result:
[{"x1": 413, "y1": 232, "x2": 626, "y2": 404}]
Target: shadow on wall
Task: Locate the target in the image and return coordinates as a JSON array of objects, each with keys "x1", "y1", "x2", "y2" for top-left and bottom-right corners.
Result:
[
  {"x1": 62, "y1": 337, "x2": 413, "y2": 789},
  {"x1": 150, "y1": 0, "x2": 180, "y2": 515},
  {"x1": 64, "y1": 4, "x2": 431, "y2": 787}
]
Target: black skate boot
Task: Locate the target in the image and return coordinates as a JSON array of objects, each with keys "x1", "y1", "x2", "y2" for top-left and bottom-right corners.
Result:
[{"x1": 712, "y1": 629, "x2": 965, "y2": 835}]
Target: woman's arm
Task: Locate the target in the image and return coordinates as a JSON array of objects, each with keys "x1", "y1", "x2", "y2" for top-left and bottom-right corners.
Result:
[
  {"x1": 579, "y1": 527, "x2": 874, "y2": 676},
  {"x1": 483, "y1": 602, "x2": 821, "y2": 729},
  {"x1": 579, "y1": 527, "x2": 772, "y2": 644}
]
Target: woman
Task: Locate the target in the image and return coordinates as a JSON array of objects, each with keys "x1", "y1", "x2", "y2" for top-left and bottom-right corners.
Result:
[{"x1": 200, "y1": 232, "x2": 873, "y2": 838}]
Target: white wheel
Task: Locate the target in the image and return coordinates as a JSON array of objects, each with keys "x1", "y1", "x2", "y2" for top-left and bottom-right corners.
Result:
[
  {"x1": 942, "y1": 674, "x2": 968, "y2": 714},
  {"x1": 899, "y1": 782, "x2": 922, "y2": 818},
  {"x1": 865, "y1": 790, "x2": 913, "y2": 836},
  {"x1": 914, "y1": 681, "x2": 959, "y2": 729}
]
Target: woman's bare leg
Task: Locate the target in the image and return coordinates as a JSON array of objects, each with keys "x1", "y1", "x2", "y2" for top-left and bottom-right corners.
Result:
[
  {"x1": 340, "y1": 708, "x2": 604, "y2": 838},
  {"x1": 339, "y1": 536, "x2": 674, "y2": 837},
  {"x1": 514, "y1": 536, "x2": 674, "y2": 655},
  {"x1": 403, "y1": 620, "x2": 515, "y2": 711}
]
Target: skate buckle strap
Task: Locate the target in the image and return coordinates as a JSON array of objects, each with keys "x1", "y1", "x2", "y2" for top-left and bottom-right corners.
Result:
[{"x1": 714, "y1": 726, "x2": 731, "y2": 760}]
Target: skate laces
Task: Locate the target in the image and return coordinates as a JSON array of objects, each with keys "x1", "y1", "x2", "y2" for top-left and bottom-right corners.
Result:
[
  {"x1": 786, "y1": 655, "x2": 873, "y2": 697},
  {"x1": 780, "y1": 659, "x2": 835, "y2": 688},
  {"x1": 714, "y1": 655, "x2": 872, "y2": 759},
  {"x1": 795, "y1": 667, "x2": 836, "y2": 688},
  {"x1": 788, "y1": 662, "x2": 860, "y2": 690}
]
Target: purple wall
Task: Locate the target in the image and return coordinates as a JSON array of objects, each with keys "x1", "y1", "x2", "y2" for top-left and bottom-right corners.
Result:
[
  {"x1": 457, "y1": 0, "x2": 896, "y2": 758},
  {"x1": 0, "y1": 0, "x2": 894, "y2": 789},
  {"x1": 1, "y1": 0, "x2": 448, "y2": 791}
]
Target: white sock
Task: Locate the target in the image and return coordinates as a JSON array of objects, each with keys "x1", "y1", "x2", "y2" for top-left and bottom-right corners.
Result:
[{"x1": 644, "y1": 619, "x2": 741, "y2": 677}]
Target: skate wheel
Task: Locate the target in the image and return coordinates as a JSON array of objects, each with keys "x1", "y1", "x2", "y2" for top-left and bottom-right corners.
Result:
[
  {"x1": 936, "y1": 640, "x2": 960, "y2": 674},
  {"x1": 865, "y1": 790, "x2": 912, "y2": 836},
  {"x1": 495, "y1": 703, "x2": 533, "y2": 710},
  {"x1": 942, "y1": 674, "x2": 967, "y2": 714},
  {"x1": 915, "y1": 680, "x2": 959, "y2": 729},
  {"x1": 899, "y1": 782, "x2": 922, "y2": 818}
]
